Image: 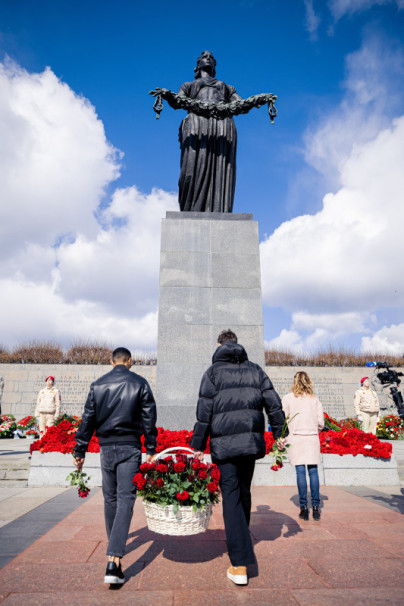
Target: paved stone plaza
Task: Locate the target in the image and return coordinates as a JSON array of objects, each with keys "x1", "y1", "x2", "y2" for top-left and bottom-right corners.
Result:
[{"x1": 0, "y1": 483, "x2": 403, "y2": 605}]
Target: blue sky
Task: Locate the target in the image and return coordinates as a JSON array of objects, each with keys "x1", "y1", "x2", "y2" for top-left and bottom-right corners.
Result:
[{"x1": 0, "y1": 0, "x2": 403, "y2": 354}]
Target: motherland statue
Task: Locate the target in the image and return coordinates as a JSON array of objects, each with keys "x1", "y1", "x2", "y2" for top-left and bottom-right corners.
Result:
[{"x1": 150, "y1": 51, "x2": 277, "y2": 213}]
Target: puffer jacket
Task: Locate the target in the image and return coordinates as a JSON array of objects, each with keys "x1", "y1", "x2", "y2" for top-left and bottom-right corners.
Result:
[
  {"x1": 74, "y1": 364, "x2": 157, "y2": 458},
  {"x1": 354, "y1": 388, "x2": 380, "y2": 414},
  {"x1": 190, "y1": 342, "x2": 287, "y2": 462}
]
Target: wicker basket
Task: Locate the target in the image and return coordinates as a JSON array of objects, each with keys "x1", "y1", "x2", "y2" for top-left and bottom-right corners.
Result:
[
  {"x1": 142, "y1": 446, "x2": 213, "y2": 536},
  {"x1": 144, "y1": 500, "x2": 213, "y2": 536}
]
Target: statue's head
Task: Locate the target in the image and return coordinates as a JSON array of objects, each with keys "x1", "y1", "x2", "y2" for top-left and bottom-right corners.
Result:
[{"x1": 194, "y1": 51, "x2": 216, "y2": 79}]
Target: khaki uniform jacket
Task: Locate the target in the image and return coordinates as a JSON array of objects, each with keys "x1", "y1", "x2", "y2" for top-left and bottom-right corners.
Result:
[
  {"x1": 354, "y1": 388, "x2": 380, "y2": 414},
  {"x1": 35, "y1": 387, "x2": 61, "y2": 417}
]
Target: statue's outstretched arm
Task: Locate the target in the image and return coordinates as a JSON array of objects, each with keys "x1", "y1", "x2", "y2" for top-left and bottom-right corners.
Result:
[{"x1": 149, "y1": 88, "x2": 277, "y2": 123}]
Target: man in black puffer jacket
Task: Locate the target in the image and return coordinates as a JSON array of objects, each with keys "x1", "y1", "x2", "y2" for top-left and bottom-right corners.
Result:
[
  {"x1": 190, "y1": 329, "x2": 287, "y2": 586},
  {"x1": 74, "y1": 347, "x2": 157, "y2": 586}
]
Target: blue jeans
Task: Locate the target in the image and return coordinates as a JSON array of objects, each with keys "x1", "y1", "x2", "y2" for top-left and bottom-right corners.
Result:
[
  {"x1": 100, "y1": 444, "x2": 141, "y2": 558},
  {"x1": 295, "y1": 464, "x2": 320, "y2": 507}
]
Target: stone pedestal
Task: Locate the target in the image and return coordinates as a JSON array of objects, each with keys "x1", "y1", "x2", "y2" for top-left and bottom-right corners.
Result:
[{"x1": 156, "y1": 211, "x2": 265, "y2": 430}]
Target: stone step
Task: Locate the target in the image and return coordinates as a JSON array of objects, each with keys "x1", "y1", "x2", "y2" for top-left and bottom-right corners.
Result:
[
  {"x1": 0, "y1": 460, "x2": 31, "y2": 470},
  {"x1": 0, "y1": 479, "x2": 28, "y2": 487},
  {"x1": 2, "y1": 469, "x2": 30, "y2": 480}
]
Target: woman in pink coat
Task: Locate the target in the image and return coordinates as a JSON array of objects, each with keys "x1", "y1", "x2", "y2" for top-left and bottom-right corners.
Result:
[{"x1": 282, "y1": 372, "x2": 324, "y2": 521}]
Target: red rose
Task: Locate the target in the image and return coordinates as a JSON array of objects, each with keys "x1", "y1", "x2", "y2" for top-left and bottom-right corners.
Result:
[
  {"x1": 271, "y1": 464, "x2": 278, "y2": 471},
  {"x1": 191, "y1": 460, "x2": 200, "y2": 470},
  {"x1": 174, "y1": 461, "x2": 186, "y2": 472},
  {"x1": 137, "y1": 477, "x2": 147, "y2": 489},
  {"x1": 133, "y1": 473, "x2": 147, "y2": 488},
  {"x1": 210, "y1": 468, "x2": 220, "y2": 481},
  {"x1": 207, "y1": 482, "x2": 218, "y2": 493},
  {"x1": 176, "y1": 490, "x2": 189, "y2": 501},
  {"x1": 163, "y1": 456, "x2": 173, "y2": 463},
  {"x1": 133, "y1": 472, "x2": 147, "y2": 487},
  {"x1": 148, "y1": 461, "x2": 156, "y2": 470},
  {"x1": 156, "y1": 464, "x2": 168, "y2": 473},
  {"x1": 140, "y1": 462, "x2": 150, "y2": 473},
  {"x1": 198, "y1": 470, "x2": 208, "y2": 480},
  {"x1": 156, "y1": 478, "x2": 165, "y2": 487}
]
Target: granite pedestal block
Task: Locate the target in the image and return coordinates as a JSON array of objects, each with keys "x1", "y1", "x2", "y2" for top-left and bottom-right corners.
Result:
[
  {"x1": 28, "y1": 452, "x2": 400, "y2": 487},
  {"x1": 156, "y1": 212, "x2": 265, "y2": 430}
]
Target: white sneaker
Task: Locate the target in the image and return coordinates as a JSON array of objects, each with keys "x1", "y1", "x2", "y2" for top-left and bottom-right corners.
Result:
[{"x1": 227, "y1": 565, "x2": 248, "y2": 585}]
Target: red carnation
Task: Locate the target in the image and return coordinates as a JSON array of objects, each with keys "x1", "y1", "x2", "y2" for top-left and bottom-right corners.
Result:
[
  {"x1": 156, "y1": 478, "x2": 165, "y2": 487},
  {"x1": 198, "y1": 470, "x2": 208, "y2": 480},
  {"x1": 176, "y1": 490, "x2": 189, "y2": 501},
  {"x1": 207, "y1": 482, "x2": 218, "y2": 493},
  {"x1": 156, "y1": 463, "x2": 168, "y2": 473},
  {"x1": 174, "y1": 461, "x2": 186, "y2": 472}
]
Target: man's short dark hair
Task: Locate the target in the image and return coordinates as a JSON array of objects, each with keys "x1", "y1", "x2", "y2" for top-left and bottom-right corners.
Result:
[
  {"x1": 112, "y1": 347, "x2": 132, "y2": 363},
  {"x1": 217, "y1": 329, "x2": 238, "y2": 344}
]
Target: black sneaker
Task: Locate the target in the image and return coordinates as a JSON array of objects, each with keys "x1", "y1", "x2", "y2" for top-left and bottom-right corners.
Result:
[{"x1": 104, "y1": 561, "x2": 125, "y2": 585}]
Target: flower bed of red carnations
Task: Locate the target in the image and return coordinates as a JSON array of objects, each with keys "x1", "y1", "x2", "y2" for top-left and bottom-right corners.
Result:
[{"x1": 30, "y1": 414, "x2": 392, "y2": 460}]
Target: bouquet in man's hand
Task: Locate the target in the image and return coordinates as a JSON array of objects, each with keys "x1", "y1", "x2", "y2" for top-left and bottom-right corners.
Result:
[{"x1": 66, "y1": 467, "x2": 91, "y2": 498}]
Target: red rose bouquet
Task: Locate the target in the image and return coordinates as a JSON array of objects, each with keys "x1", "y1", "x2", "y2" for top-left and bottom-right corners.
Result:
[
  {"x1": 133, "y1": 447, "x2": 220, "y2": 515},
  {"x1": 270, "y1": 413, "x2": 298, "y2": 471},
  {"x1": 66, "y1": 467, "x2": 91, "y2": 498}
]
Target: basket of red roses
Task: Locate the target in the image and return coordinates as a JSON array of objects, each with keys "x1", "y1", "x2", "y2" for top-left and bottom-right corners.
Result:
[{"x1": 133, "y1": 446, "x2": 220, "y2": 536}]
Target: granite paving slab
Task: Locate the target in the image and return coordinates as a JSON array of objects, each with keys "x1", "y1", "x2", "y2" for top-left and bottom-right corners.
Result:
[{"x1": 0, "y1": 486, "x2": 402, "y2": 605}]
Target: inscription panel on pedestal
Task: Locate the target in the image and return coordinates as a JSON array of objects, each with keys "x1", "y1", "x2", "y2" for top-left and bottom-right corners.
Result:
[
  {"x1": 270, "y1": 371, "x2": 350, "y2": 418},
  {"x1": 31, "y1": 376, "x2": 92, "y2": 416}
]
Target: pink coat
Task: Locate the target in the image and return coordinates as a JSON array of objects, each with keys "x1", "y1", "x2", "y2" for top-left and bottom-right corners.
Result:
[{"x1": 281, "y1": 393, "x2": 324, "y2": 466}]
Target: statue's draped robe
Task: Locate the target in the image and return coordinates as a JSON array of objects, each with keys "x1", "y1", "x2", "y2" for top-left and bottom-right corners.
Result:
[{"x1": 178, "y1": 77, "x2": 240, "y2": 213}]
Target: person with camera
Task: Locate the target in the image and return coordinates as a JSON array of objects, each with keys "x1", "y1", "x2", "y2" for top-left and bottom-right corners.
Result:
[{"x1": 354, "y1": 377, "x2": 380, "y2": 434}]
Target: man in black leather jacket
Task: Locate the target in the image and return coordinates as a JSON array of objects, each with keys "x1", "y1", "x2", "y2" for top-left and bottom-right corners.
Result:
[
  {"x1": 190, "y1": 330, "x2": 286, "y2": 586},
  {"x1": 74, "y1": 347, "x2": 157, "y2": 585}
]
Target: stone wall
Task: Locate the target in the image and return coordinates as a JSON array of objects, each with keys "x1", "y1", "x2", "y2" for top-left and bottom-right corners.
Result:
[{"x1": 1, "y1": 363, "x2": 402, "y2": 424}]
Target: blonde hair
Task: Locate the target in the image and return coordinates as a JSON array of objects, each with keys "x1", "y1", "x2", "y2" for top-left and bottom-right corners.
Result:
[{"x1": 291, "y1": 371, "x2": 315, "y2": 397}]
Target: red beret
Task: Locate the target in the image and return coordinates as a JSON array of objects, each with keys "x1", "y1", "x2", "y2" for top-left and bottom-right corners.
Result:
[
  {"x1": 360, "y1": 377, "x2": 368, "y2": 384},
  {"x1": 45, "y1": 376, "x2": 55, "y2": 382}
]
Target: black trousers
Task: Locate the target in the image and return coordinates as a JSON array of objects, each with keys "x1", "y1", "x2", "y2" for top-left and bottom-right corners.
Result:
[{"x1": 217, "y1": 455, "x2": 256, "y2": 566}]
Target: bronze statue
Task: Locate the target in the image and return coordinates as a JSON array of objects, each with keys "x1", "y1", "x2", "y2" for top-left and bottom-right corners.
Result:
[{"x1": 150, "y1": 51, "x2": 277, "y2": 213}]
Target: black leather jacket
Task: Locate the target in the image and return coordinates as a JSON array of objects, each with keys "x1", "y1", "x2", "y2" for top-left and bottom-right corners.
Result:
[{"x1": 74, "y1": 365, "x2": 157, "y2": 457}]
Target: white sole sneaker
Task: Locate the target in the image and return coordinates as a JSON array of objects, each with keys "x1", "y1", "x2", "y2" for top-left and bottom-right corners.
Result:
[
  {"x1": 104, "y1": 574, "x2": 125, "y2": 584},
  {"x1": 227, "y1": 569, "x2": 248, "y2": 585}
]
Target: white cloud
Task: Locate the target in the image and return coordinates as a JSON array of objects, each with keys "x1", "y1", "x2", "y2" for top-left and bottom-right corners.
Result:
[
  {"x1": 328, "y1": 0, "x2": 404, "y2": 21},
  {"x1": 361, "y1": 323, "x2": 404, "y2": 354},
  {"x1": 55, "y1": 186, "x2": 178, "y2": 317},
  {"x1": 303, "y1": 0, "x2": 321, "y2": 39},
  {"x1": 303, "y1": 35, "x2": 404, "y2": 188},
  {"x1": 0, "y1": 58, "x2": 178, "y2": 350},
  {"x1": 0, "y1": 278, "x2": 159, "y2": 349},
  {"x1": 266, "y1": 311, "x2": 372, "y2": 352},
  {"x1": 0, "y1": 58, "x2": 121, "y2": 258},
  {"x1": 261, "y1": 36, "x2": 404, "y2": 353}
]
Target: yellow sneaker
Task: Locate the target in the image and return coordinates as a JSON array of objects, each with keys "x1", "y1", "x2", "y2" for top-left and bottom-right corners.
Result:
[{"x1": 227, "y1": 565, "x2": 248, "y2": 585}]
